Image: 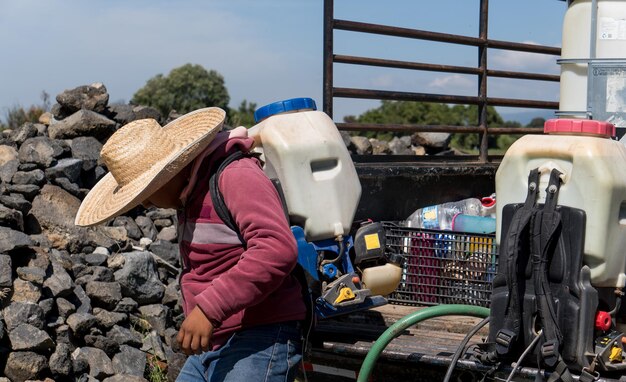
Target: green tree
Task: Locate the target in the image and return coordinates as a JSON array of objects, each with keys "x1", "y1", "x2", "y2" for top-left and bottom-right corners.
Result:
[
  {"x1": 449, "y1": 105, "x2": 505, "y2": 150},
  {"x1": 1, "y1": 91, "x2": 50, "y2": 131},
  {"x1": 527, "y1": 117, "x2": 546, "y2": 128},
  {"x1": 345, "y1": 100, "x2": 550, "y2": 152},
  {"x1": 228, "y1": 100, "x2": 257, "y2": 128},
  {"x1": 131, "y1": 64, "x2": 230, "y2": 117},
  {"x1": 348, "y1": 100, "x2": 505, "y2": 150},
  {"x1": 350, "y1": 101, "x2": 457, "y2": 141},
  {"x1": 355, "y1": 101, "x2": 457, "y2": 126},
  {"x1": 496, "y1": 120, "x2": 523, "y2": 152}
]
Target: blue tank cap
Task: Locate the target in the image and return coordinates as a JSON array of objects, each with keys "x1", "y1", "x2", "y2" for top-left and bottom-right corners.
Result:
[{"x1": 254, "y1": 97, "x2": 317, "y2": 123}]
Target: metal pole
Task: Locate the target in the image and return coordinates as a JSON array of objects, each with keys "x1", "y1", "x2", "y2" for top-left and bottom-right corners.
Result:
[
  {"x1": 587, "y1": 0, "x2": 598, "y2": 119},
  {"x1": 478, "y1": 0, "x2": 489, "y2": 162},
  {"x1": 590, "y1": 0, "x2": 598, "y2": 60},
  {"x1": 323, "y1": 0, "x2": 334, "y2": 119}
]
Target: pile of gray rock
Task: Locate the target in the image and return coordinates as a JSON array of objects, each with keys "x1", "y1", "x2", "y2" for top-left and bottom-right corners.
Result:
[
  {"x1": 342, "y1": 130, "x2": 453, "y2": 156},
  {"x1": 0, "y1": 81, "x2": 450, "y2": 382},
  {"x1": 0, "y1": 83, "x2": 186, "y2": 382},
  {"x1": 341, "y1": 127, "x2": 450, "y2": 155}
]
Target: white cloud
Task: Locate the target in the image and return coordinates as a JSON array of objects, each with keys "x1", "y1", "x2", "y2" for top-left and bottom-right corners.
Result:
[
  {"x1": 488, "y1": 41, "x2": 560, "y2": 102},
  {"x1": 370, "y1": 74, "x2": 395, "y2": 88},
  {"x1": 490, "y1": 41, "x2": 559, "y2": 74},
  {"x1": 428, "y1": 74, "x2": 475, "y2": 94}
]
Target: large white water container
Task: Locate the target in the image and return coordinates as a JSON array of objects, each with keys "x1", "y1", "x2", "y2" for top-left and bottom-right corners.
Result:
[
  {"x1": 560, "y1": 0, "x2": 626, "y2": 117},
  {"x1": 248, "y1": 98, "x2": 362, "y2": 241},
  {"x1": 496, "y1": 119, "x2": 626, "y2": 288}
]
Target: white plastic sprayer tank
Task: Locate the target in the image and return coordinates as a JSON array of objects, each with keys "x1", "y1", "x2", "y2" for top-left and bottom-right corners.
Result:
[
  {"x1": 496, "y1": 119, "x2": 626, "y2": 288},
  {"x1": 248, "y1": 98, "x2": 362, "y2": 241},
  {"x1": 560, "y1": 0, "x2": 626, "y2": 117}
]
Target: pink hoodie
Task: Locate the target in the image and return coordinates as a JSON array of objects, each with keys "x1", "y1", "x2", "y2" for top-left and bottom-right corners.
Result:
[{"x1": 177, "y1": 132, "x2": 306, "y2": 349}]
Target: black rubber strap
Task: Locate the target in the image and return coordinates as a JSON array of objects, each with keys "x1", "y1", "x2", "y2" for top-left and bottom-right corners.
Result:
[
  {"x1": 496, "y1": 168, "x2": 540, "y2": 355},
  {"x1": 532, "y1": 169, "x2": 564, "y2": 367},
  {"x1": 546, "y1": 358, "x2": 575, "y2": 382},
  {"x1": 209, "y1": 150, "x2": 258, "y2": 245}
]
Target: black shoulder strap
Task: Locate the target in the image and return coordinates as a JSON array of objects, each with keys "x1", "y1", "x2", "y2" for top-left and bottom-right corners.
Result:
[
  {"x1": 209, "y1": 150, "x2": 259, "y2": 245},
  {"x1": 496, "y1": 168, "x2": 540, "y2": 355},
  {"x1": 490, "y1": 169, "x2": 577, "y2": 380},
  {"x1": 532, "y1": 169, "x2": 564, "y2": 367}
]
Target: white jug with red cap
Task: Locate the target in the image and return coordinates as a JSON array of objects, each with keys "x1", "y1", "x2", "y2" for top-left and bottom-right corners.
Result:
[{"x1": 496, "y1": 119, "x2": 626, "y2": 288}]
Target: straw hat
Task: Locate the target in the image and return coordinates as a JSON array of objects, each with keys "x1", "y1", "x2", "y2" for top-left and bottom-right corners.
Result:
[{"x1": 75, "y1": 107, "x2": 225, "y2": 227}]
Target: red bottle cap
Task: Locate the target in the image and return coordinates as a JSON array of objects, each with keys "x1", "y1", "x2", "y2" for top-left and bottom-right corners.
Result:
[
  {"x1": 595, "y1": 311, "x2": 612, "y2": 331},
  {"x1": 544, "y1": 118, "x2": 615, "y2": 138},
  {"x1": 481, "y1": 197, "x2": 496, "y2": 207}
]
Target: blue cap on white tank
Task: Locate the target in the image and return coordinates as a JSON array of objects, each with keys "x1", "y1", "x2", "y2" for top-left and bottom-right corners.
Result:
[{"x1": 254, "y1": 98, "x2": 317, "y2": 123}]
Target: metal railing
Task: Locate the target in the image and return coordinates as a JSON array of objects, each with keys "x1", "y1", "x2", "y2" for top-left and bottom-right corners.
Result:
[{"x1": 323, "y1": 0, "x2": 561, "y2": 162}]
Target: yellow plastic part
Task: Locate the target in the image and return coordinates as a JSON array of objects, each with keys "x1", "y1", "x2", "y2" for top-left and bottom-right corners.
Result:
[
  {"x1": 334, "y1": 287, "x2": 356, "y2": 304},
  {"x1": 609, "y1": 345, "x2": 623, "y2": 363},
  {"x1": 364, "y1": 233, "x2": 381, "y2": 250}
]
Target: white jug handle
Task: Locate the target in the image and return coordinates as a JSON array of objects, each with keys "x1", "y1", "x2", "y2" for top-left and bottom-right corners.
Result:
[{"x1": 538, "y1": 165, "x2": 566, "y2": 182}]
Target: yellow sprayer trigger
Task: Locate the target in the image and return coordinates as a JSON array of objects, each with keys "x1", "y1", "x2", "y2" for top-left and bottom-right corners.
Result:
[
  {"x1": 609, "y1": 345, "x2": 623, "y2": 362},
  {"x1": 334, "y1": 287, "x2": 356, "y2": 304}
]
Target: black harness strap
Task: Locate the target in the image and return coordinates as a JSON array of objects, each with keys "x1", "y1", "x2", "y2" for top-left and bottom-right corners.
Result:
[
  {"x1": 536, "y1": 170, "x2": 574, "y2": 382},
  {"x1": 496, "y1": 168, "x2": 540, "y2": 356},
  {"x1": 485, "y1": 168, "x2": 590, "y2": 382},
  {"x1": 532, "y1": 169, "x2": 564, "y2": 367},
  {"x1": 209, "y1": 150, "x2": 261, "y2": 246}
]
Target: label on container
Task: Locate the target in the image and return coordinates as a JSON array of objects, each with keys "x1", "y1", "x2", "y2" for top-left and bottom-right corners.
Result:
[
  {"x1": 422, "y1": 206, "x2": 439, "y2": 229},
  {"x1": 590, "y1": 64, "x2": 626, "y2": 122},
  {"x1": 607, "y1": 73, "x2": 626, "y2": 113},
  {"x1": 599, "y1": 17, "x2": 626, "y2": 40},
  {"x1": 364, "y1": 233, "x2": 381, "y2": 250}
]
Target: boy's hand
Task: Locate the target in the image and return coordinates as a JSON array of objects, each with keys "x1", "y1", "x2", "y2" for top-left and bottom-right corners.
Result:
[{"x1": 177, "y1": 306, "x2": 214, "y2": 355}]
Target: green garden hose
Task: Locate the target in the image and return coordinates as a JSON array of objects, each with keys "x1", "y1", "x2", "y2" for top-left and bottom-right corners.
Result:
[{"x1": 357, "y1": 304, "x2": 490, "y2": 382}]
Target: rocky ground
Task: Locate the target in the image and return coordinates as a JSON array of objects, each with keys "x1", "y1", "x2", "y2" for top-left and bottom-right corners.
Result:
[
  {"x1": 0, "y1": 83, "x2": 186, "y2": 382},
  {"x1": 0, "y1": 83, "x2": 452, "y2": 382}
]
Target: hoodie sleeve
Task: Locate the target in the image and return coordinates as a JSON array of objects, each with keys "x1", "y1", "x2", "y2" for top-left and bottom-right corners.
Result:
[{"x1": 192, "y1": 158, "x2": 298, "y2": 325}]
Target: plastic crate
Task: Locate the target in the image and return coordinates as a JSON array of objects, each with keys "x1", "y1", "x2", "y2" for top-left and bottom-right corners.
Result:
[{"x1": 383, "y1": 222, "x2": 497, "y2": 308}]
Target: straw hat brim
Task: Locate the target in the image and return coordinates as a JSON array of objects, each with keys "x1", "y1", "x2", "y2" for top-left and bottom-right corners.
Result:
[{"x1": 74, "y1": 107, "x2": 225, "y2": 227}]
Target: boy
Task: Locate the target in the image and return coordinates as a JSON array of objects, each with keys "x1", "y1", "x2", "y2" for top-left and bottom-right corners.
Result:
[{"x1": 75, "y1": 108, "x2": 306, "y2": 381}]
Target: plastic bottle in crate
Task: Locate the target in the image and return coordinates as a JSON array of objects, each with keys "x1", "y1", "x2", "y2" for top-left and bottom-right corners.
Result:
[
  {"x1": 451, "y1": 214, "x2": 496, "y2": 234},
  {"x1": 406, "y1": 198, "x2": 483, "y2": 230}
]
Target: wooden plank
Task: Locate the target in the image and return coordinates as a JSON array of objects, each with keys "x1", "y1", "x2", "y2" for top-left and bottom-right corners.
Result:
[
  {"x1": 314, "y1": 305, "x2": 489, "y2": 338},
  {"x1": 307, "y1": 304, "x2": 623, "y2": 382}
]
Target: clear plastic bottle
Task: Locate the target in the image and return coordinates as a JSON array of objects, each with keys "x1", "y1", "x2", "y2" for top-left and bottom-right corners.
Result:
[{"x1": 405, "y1": 198, "x2": 483, "y2": 230}]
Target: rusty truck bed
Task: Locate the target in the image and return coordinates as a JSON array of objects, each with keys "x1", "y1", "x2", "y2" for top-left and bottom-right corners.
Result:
[{"x1": 305, "y1": 304, "x2": 624, "y2": 382}]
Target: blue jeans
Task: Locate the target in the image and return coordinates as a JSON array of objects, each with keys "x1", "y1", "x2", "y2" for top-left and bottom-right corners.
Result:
[{"x1": 176, "y1": 321, "x2": 303, "y2": 382}]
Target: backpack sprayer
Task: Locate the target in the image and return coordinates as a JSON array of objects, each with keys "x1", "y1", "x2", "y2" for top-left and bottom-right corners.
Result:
[
  {"x1": 474, "y1": 1, "x2": 626, "y2": 378},
  {"x1": 246, "y1": 98, "x2": 403, "y2": 320},
  {"x1": 479, "y1": 118, "x2": 626, "y2": 381}
]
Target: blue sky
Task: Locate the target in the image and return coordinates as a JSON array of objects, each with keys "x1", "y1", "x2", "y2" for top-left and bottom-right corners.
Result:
[{"x1": 0, "y1": 0, "x2": 566, "y2": 124}]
